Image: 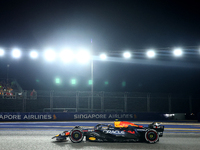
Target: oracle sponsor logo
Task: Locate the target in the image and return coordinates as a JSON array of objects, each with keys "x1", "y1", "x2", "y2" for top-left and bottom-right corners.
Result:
[{"x1": 103, "y1": 130, "x2": 125, "y2": 134}]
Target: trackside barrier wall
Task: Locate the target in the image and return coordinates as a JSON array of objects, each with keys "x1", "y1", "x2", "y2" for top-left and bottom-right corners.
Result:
[{"x1": 0, "y1": 112, "x2": 168, "y2": 121}]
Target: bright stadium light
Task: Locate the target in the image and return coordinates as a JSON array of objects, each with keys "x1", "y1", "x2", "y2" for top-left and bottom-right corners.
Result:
[
  {"x1": 122, "y1": 81, "x2": 126, "y2": 87},
  {"x1": 60, "y1": 49, "x2": 74, "y2": 63},
  {"x1": 146, "y1": 50, "x2": 156, "y2": 58},
  {"x1": 123, "y1": 51, "x2": 131, "y2": 59},
  {"x1": 76, "y1": 50, "x2": 91, "y2": 64},
  {"x1": 173, "y1": 48, "x2": 183, "y2": 57},
  {"x1": 100, "y1": 53, "x2": 107, "y2": 60},
  {"x1": 12, "y1": 48, "x2": 21, "y2": 58},
  {"x1": 71, "y1": 79, "x2": 76, "y2": 85},
  {"x1": 55, "y1": 78, "x2": 61, "y2": 84},
  {"x1": 44, "y1": 49, "x2": 56, "y2": 61},
  {"x1": 88, "y1": 80, "x2": 93, "y2": 85},
  {"x1": 30, "y1": 50, "x2": 38, "y2": 59},
  {"x1": 104, "y1": 81, "x2": 109, "y2": 85},
  {"x1": 0, "y1": 48, "x2": 4, "y2": 56}
]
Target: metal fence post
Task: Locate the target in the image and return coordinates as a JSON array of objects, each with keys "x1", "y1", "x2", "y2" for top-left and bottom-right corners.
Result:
[
  {"x1": 147, "y1": 93, "x2": 150, "y2": 112},
  {"x1": 50, "y1": 90, "x2": 54, "y2": 112},
  {"x1": 189, "y1": 96, "x2": 192, "y2": 113},
  {"x1": 101, "y1": 91, "x2": 104, "y2": 112},
  {"x1": 76, "y1": 91, "x2": 79, "y2": 112},
  {"x1": 124, "y1": 92, "x2": 127, "y2": 112},
  {"x1": 168, "y1": 93, "x2": 171, "y2": 113},
  {"x1": 22, "y1": 90, "x2": 27, "y2": 112},
  {"x1": 88, "y1": 94, "x2": 90, "y2": 112}
]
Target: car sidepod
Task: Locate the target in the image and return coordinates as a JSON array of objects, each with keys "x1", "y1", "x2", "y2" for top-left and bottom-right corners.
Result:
[{"x1": 86, "y1": 132, "x2": 103, "y2": 142}]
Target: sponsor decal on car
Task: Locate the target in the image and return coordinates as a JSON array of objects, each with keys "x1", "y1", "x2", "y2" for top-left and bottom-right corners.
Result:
[
  {"x1": 89, "y1": 137, "x2": 96, "y2": 140},
  {"x1": 136, "y1": 129, "x2": 147, "y2": 131},
  {"x1": 127, "y1": 130, "x2": 135, "y2": 134},
  {"x1": 82, "y1": 130, "x2": 88, "y2": 132},
  {"x1": 103, "y1": 130, "x2": 125, "y2": 134}
]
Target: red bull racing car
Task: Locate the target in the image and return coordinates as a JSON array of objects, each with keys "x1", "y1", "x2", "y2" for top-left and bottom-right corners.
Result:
[{"x1": 52, "y1": 121, "x2": 164, "y2": 144}]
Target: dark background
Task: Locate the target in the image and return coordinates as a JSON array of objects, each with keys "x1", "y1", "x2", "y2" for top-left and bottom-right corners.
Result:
[{"x1": 0, "y1": 0, "x2": 200, "y2": 93}]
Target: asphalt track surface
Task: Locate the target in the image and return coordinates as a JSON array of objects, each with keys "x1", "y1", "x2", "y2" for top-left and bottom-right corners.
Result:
[{"x1": 0, "y1": 121, "x2": 200, "y2": 150}]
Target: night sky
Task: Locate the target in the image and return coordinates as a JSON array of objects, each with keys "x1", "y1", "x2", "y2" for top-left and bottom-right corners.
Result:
[{"x1": 0, "y1": 0, "x2": 200, "y2": 93}]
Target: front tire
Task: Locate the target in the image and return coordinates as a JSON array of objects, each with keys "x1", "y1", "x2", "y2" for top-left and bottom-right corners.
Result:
[
  {"x1": 69, "y1": 128, "x2": 84, "y2": 143},
  {"x1": 145, "y1": 129, "x2": 159, "y2": 144}
]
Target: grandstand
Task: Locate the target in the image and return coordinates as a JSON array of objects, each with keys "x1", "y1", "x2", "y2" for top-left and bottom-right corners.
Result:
[{"x1": 0, "y1": 78, "x2": 23, "y2": 99}]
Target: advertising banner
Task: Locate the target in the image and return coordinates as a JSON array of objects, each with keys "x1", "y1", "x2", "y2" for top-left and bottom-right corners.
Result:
[{"x1": 0, "y1": 112, "x2": 168, "y2": 121}]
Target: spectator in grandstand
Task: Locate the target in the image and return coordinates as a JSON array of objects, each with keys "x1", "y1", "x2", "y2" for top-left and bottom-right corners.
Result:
[
  {"x1": 30, "y1": 89, "x2": 37, "y2": 99},
  {"x1": 0, "y1": 80, "x2": 13, "y2": 98},
  {"x1": 0, "y1": 83, "x2": 3, "y2": 95},
  {"x1": 0, "y1": 88, "x2": 3, "y2": 96}
]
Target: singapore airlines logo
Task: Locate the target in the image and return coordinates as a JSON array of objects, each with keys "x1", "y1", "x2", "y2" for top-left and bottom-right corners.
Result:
[{"x1": 53, "y1": 114, "x2": 57, "y2": 120}]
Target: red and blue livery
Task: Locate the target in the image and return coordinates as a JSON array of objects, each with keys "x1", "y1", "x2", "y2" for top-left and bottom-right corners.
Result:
[{"x1": 52, "y1": 120, "x2": 164, "y2": 144}]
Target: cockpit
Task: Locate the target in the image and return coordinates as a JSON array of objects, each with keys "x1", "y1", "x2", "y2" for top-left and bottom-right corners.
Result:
[{"x1": 94, "y1": 124, "x2": 113, "y2": 130}]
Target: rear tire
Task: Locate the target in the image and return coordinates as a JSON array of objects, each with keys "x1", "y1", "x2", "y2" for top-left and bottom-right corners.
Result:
[
  {"x1": 145, "y1": 129, "x2": 159, "y2": 144},
  {"x1": 69, "y1": 128, "x2": 84, "y2": 143}
]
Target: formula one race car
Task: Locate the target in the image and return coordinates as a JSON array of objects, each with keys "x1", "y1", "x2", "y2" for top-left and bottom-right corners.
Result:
[{"x1": 52, "y1": 121, "x2": 164, "y2": 144}]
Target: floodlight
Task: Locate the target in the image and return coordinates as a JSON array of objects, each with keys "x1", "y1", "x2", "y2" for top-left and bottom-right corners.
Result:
[
  {"x1": 122, "y1": 81, "x2": 126, "y2": 87},
  {"x1": 71, "y1": 79, "x2": 76, "y2": 85},
  {"x1": 0, "y1": 48, "x2": 4, "y2": 56},
  {"x1": 100, "y1": 53, "x2": 107, "y2": 60},
  {"x1": 30, "y1": 50, "x2": 38, "y2": 59},
  {"x1": 146, "y1": 50, "x2": 156, "y2": 58},
  {"x1": 12, "y1": 48, "x2": 21, "y2": 58},
  {"x1": 44, "y1": 49, "x2": 56, "y2": 61},
  {"x1": 173, "y1": 48, "x2": 183, "y2": 57},
  {"x1": 123, "y1": 52, "x2": 131, "y2": 58},
  {"x1": 55, "y1": 78, "x2": 61, "y2": 84},
  {"x1": 105, "y1": 81, "x2": 109, "y2": 85},
  {"x1": 88, "y1": 80, "x2": 93, "y2": 85},
  {"x1": 76, "y1": 50, "x2": 91, "y2": 63},
  {"x1": 60, "y1": 49, "x2": 74, "y2": 63}
]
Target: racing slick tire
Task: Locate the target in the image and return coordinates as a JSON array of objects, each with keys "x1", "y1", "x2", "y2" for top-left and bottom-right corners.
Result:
[
  {"x1": 69, "y1": 128, "x2": 84, "y2": 143},
  {"x1": 145, "y1": 129, "x2": 159, "y2": 144}
]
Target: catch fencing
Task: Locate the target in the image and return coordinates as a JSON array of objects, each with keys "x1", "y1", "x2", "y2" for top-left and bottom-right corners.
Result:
[{"x1": 0, "y1": 90, "x2": 199, "y2": 114}]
